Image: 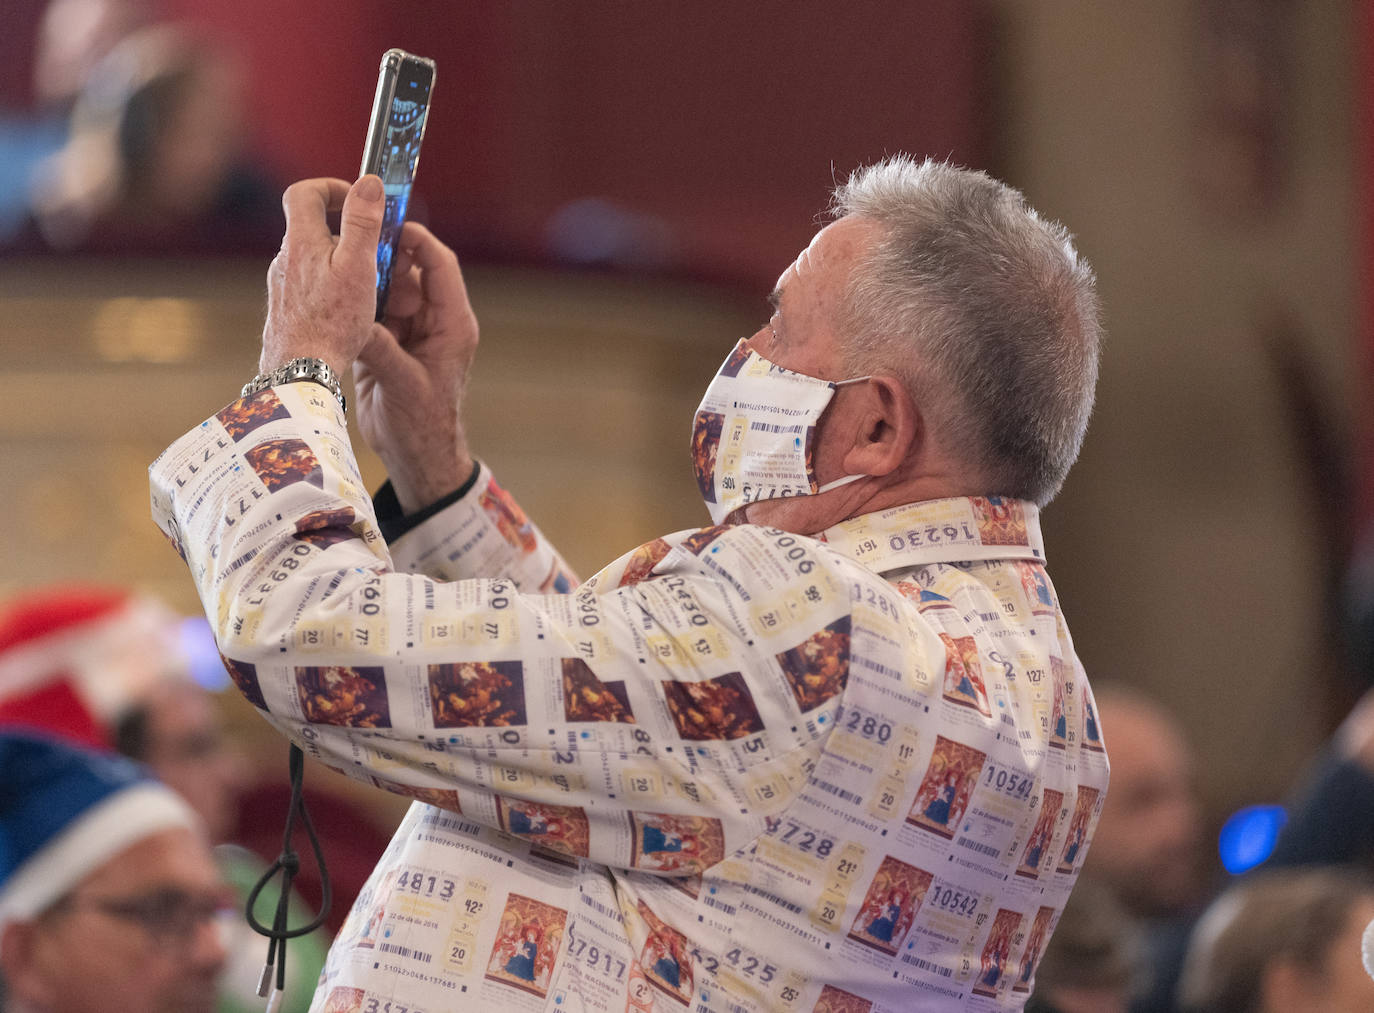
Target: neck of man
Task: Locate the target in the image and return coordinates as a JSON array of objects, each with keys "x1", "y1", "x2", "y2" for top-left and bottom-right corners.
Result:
[{"x1": 744, "y1": 469, "x2": 985, "y2": 537}]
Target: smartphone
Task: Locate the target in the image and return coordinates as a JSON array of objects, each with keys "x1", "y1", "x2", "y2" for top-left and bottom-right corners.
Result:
[{"x1": 360, "y1": 49, "x2": 436, "y2": 321}]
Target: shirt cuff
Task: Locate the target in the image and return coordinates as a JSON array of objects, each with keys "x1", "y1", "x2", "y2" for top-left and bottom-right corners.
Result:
[{"x1": 373, "y1": 460, "x2": 482, "y2": 543}]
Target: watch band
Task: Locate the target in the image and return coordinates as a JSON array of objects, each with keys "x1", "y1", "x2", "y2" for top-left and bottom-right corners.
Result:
[{"x1": 241, "y1": 357, "x2": 346, "y2": 412}]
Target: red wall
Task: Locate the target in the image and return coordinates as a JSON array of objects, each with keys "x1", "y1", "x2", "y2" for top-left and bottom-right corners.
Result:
[{"x1": 6, "y1": 1, "x2": 994, "y2": 283}]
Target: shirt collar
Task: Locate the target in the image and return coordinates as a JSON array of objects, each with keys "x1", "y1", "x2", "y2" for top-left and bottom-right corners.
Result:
[{"x1": 819, "y1": 496, "x2": 1046, "y2": 572}]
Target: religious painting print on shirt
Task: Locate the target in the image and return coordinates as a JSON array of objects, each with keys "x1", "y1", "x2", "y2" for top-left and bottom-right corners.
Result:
[
  {"x1": 668, "y1": 873, "x2": 702, "y2": 901},
  {"x1": 220, "y1": 654, "x2": 267, "y2": 711},
  {"x1": 623, "y1": 957, "x2": 656, "y2": 1012},
  {"x1": 719, "y1": 341, "x2": 751, "y2": 378},
  {"x1": 1082, "y1": 694, "x2": 1105, "y2": 752},
  {"x1": 497, "y1": 797, "x2": 591, "y2": 858},
  {"x1": 1012, "y1": 905, "x2": 1056, "y2": 994},
  {"x1": 215, "y1": 388, "x2": 288, "y2": 441},
  {"x1": 972, "y1": 908, "x2": 1023, "y2": 999},
  {"x1": 811, "y1": 985, "x2": 873, "y2": 1013},
  {"x1": 428, "y1": 660, "x2": 527, "y2": 727},
  {"x1": 295, "y1": 665, "x2": 391, "y2": 727},
  {"x1": 939, "y1": 634, "x2": 992, "y2": 716},
  {"x1": 776, "y1": 615, "x2": 851, "y2": 713},
  {"x1": 480, "y1": 478, "x2": 538, "y2": 554},
  {"x1": 292, "y1": 507, "x2": 358, "y2": 550},
  {"x1": 661, "y1": 671, "x2": 764, "y2": 740},
  {"x1": 907, "y1": 736, "x2": 987, "y2": 840},
  {"x1": 1047, "y1": 659, "x2": 1069, "y2": 750},
  {"x1": 318, "y1": 986, "x2": 366, "y2": 1013},
  {"x1": 537, "y1": 561, "x2": 575, "y2": 593},
  {"x1": 630, "y1": 812, "x2": 725, "y2": 874},
  {"x1": 848, "y1": 855, "x2": 933, "y2": 956},
  {"x1": 691, "y1": 411, "x2": 724, "y2": 503},
  {"x1": 679, "y1": 526, "x2": 728, "y2": 557},
  {"x1": 1015, "y1": 788, "x2": 1063, "y2": 879},
  {"x1": 970, "y1": 496, "x2": 1028, "y2": 546},
  {"x1": 484, "y1": 894, "x2": 567, "y2": 998},
  {"x1": 616, "y1": 538, "x2": 672, "y2": 588},
  {"x1": 369, "y1": 774, "x2": 462, "y2": 815},
  {"x1": 561, "y1": 658, "x2": 635, "y2": 723},
  {"x1": 355, "y1": 868, "x2": 399, "y2": 950},
  {"x1": 1055, "y1": 785, "x2": 1100, "y2": 874},
  {"x1": 244, "y1": 438, "x2": 324, "y2": 492},
  {"x1": 637, "y1": 901, "x2": 693, "y2": 1005},
  {"x1": 1012, "y1": 560, "x2": 1054, "y2": 613}
]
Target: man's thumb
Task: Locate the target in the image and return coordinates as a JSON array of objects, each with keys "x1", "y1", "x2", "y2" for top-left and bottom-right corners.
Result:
[{"x1": 338, "y1": 174, "x2": 385, "y2": 263}]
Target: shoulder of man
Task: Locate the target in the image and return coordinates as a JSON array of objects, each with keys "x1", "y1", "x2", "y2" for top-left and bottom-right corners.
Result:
[{"x1": 586, "y1": 522, "x2": 864, "y2": 594}]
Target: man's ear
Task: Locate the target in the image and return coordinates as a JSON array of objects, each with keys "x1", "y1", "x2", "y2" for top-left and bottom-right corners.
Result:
[
  {"x1": 842, "y1": 375, "x2": 918, "y2": 478},
  {"x1": 1, "y1": 920, "x2": 58, "y2": 1009}
]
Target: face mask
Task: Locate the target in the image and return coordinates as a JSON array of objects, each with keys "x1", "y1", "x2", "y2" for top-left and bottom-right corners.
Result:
[{"x1": 690, "y1": 339, "x2": 869, "y2": 525}]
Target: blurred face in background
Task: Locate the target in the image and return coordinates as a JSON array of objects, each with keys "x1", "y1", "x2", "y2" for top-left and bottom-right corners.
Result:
[
  {"x1": 1264, "y1": 894, "x2": 1374, "y2": 1013},
  {"x1": 140, "y1": 54, "x2": 244, "y2": 219},
  {"x1": 1, "y1": 827, "x2": 229, "y2": 1013},
  {"x1": 1085, "y1": 693, "x2": 1202, "y2": 918},
  {"x1": 133, "y1": 681, "x2": 247, "y2": 844}
]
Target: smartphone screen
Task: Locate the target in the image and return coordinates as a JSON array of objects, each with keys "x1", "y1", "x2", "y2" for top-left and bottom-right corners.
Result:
[{"x1": 363, "y1": 51, "x2": 435, "y2": 321}]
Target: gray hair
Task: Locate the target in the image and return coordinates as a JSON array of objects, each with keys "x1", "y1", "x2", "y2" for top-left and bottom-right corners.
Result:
[{"x1": 831, "y1": 156, "x2": 1101, "y2": 506}]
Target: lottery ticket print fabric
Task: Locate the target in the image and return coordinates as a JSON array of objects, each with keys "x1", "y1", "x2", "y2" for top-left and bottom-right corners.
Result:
[{"x1": 150, "y1": 382, "x2": 1109, "y2": 1012}]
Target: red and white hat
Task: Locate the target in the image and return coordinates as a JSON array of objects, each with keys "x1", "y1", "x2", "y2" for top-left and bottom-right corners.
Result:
[{"x1": 0, "y1": 585, "x2": 193, "y2": 750}]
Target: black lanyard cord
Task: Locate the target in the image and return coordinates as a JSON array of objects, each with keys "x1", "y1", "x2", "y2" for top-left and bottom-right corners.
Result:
[{"x1": 245, "y1": 743, "x2": 333, "y2": 1010}]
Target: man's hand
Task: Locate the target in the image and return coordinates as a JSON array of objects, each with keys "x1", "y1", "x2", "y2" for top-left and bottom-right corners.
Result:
[
  {"x1": 354, "y1": 220, "x2": 479, "y2": 514},
  {"x1": 260, "y1": 176, "x2": 385, "y2": 377}
]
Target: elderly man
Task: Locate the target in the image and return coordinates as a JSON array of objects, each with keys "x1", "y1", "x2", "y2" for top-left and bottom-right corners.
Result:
[
  {"x1": 151, "y1": 157, "x2": 1107, "y2": 1010},
  {"x1": 0, "y1": 731, "x2": 229, "y2": 1013}
]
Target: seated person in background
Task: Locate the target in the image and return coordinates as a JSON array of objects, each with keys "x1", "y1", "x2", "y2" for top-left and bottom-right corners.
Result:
[
  {"x1": 1024, "y1": 878, "x2": 1136, "y2": 1013},
  {"x1": 1091, "y1": 682, "x2": 1374, "y2": 1013},
  {"x1": 1270, "y1": 685, "x2": 1374, "y2": 870},
  {"x1": 0, "y1": 730, "x2": 228, "y2": 1013},
  {"x1": 26, "y1": 24, "x2": 279, "y2": 254},
  {"x1": 1176, "y1": 866, "x2": 1374, "y2": 1013},
  {"x1": 0, "y1": 584, "x2": 327, "y2": 1013},
  {"x1": 1082, "y1": 686, "x2": 1205, "y2": 1012}
]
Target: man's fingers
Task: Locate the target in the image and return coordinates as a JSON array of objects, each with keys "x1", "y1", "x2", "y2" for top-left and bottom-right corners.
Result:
[
  {"x1": 336, "y1": 175, "x2": 386, "y2": 268},
  {"x1": 355, "y1": 324, "x2": 411, "y2": 384},
  {"x1": 280, "y1": 178, "x2": 351, "y2": 247},
  {"x1": 394, "y1": 221, "x2": 470, "y2": 314},
  {"x1": 384, "y1": 265, "x2": 424, "y2": 322}
]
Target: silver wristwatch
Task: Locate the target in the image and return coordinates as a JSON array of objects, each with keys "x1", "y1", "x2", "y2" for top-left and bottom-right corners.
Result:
[{"x1": 241, "y1": 357, "x2": 346, "y2": 412}]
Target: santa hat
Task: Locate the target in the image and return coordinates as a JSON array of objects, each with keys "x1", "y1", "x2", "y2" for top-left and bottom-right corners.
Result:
[
  {"x1": 0, "y1": 585, "x2": 213, "y2": 749},
  {"x1": 0, "y1": 730, "x2": 199, "y2": 931}
]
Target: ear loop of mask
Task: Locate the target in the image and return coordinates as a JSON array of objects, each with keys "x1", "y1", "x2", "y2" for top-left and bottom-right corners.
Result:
[{"x1": 812, "y1": 375, "x2": 873, "y2": 495}]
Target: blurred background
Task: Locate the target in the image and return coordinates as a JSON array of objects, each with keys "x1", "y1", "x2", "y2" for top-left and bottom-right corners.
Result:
[{"x1": 0, "y1": 0, "x2": 1367, "y2": 945}]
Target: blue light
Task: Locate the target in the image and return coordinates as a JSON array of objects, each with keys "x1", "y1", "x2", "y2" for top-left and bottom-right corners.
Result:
[
  {"x1": 178, "y1": 616, "x2": 229, "y2": 691},
  {"x1": 1219, "y1": 804, "x2": 1288, "y2": 874}
]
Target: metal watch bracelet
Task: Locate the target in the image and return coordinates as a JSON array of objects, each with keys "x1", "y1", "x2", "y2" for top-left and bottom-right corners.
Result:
[{"x1": 241, "y1": 357, "x2": 346, "y2": 412}]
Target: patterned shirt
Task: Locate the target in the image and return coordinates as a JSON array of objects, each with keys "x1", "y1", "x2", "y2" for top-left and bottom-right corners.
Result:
[{"x1": 150, "y1": 382, "x2": 1109, "y2": 1013}]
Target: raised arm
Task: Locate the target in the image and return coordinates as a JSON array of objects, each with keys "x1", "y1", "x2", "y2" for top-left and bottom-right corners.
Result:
[{"x1": 151, "y1": 176, "x2": 845, "y2": 872}]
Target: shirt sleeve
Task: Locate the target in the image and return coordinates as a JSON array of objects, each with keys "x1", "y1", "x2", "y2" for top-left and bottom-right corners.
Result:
[
  {"x1": 372, "y1": 461, "x2": 480, "y2": 543},
  {"x1": 380, "y1": 462, "x2": 578, "y2": 591},
  {"x1": 150, "y1": 382, "x2": 853, "y2": 875}
]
